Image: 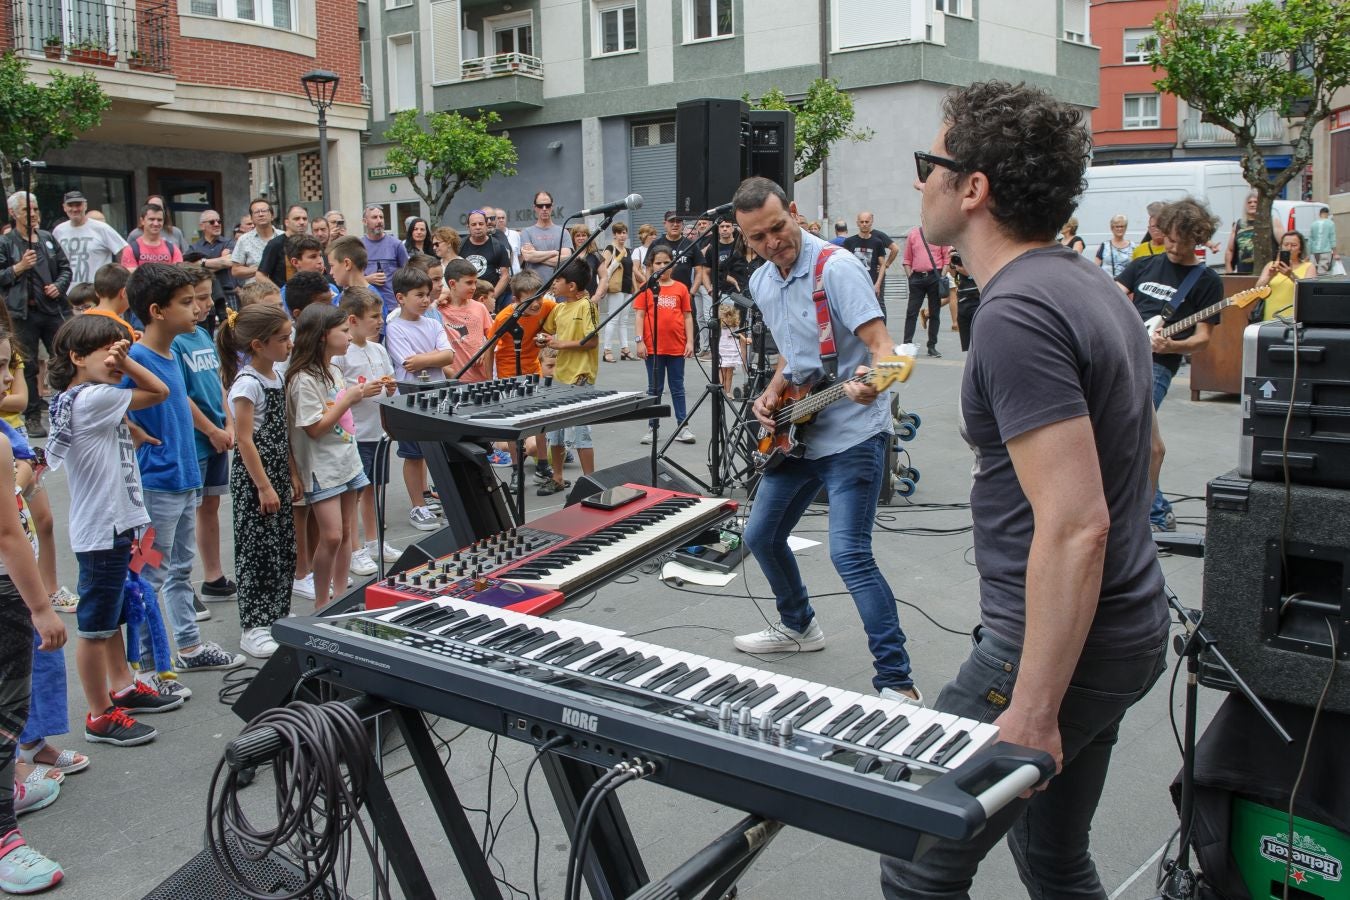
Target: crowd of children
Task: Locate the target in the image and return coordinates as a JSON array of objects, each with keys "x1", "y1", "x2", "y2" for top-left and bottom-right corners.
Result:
[{"x1": 0, "y1": 246, "x2": 613, "y2": 893}]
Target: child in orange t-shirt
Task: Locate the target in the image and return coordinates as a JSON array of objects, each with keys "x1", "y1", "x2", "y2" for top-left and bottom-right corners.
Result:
[
  {"x1": 633, "y1": 248, "x2": 695, "y2": 443},
  {"x1": 488, "y1": 271, "x2": 554, "y2": 479}
]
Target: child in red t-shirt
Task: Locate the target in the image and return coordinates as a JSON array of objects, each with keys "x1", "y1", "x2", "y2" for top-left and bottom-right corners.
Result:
[{"x1": 633, "y1": 248, "x2": 695, "y2": 443}]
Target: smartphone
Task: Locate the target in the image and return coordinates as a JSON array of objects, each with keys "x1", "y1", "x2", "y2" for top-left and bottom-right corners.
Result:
[
  {"x1": 581, "y1": 485, "x2": 648, "y2": 510},
  {"x1": 1279, "y1": 249, "x2": 1292, "y2": 266}
]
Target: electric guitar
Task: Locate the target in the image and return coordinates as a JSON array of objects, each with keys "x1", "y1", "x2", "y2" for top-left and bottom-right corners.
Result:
[
  {"x1": 753, "y1": 357, "x2": 914, "y2": 472},
  {"x1": 1143, "y1": 285, "x2": 1270, "y2": 340}
]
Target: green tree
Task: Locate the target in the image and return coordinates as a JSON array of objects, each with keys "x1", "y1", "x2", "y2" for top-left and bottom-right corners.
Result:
[
  {"x1": 384, "y1": 109, "x2": 518, "y2": 226},
  {"x1": 748, "y1": 78, "x2": 873, "y2": 182},
  {"x1": 1149, "y1": 0, "x2": 1350, "y2": 269},
  {"x1": 0, "y1": 52, "x2": 110, "y2": 194}
]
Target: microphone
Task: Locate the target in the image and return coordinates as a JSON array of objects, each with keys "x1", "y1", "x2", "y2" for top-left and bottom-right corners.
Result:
[
  {"x1": 701, "y1": 201, "x2": 734, "y2": 219},
  {"x1": 20, "y1": 159, "x2": 46, "y2": 169},
  {"x1": 575, "y1": 194, "x2": 643, "y2": 218}
]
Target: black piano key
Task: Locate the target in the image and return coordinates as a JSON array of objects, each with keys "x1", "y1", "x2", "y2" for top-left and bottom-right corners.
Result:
[
  {"x1": 882, "y1": 761, "x2": 913, "y2": 783},
  {"x1": 455, "y1": 618, "x2": 507, "y2": 642},
  {"x1": 717, "y1": 680, "x2": 760, "y2": 706},
  {"x1": 842, "y1": 710, "x2": 887, "y2": 744},
  {"x1": 610, "y1": 655, "x2": 661, "y2": 683},
  {"x1": 733, "y1": 684, "x2": 778, "y2": 711},
  {"x1": 506, "y1": 631, "x2": 557, "y2": 656},
  {"x1": 929, "y1": 731, "x2": 972, "y2": 767},
  {"x1": 641, "y1": 663, "x2": 689, "y2": 691},
  {"x1": 411, "y1": 605, "x2": 466, "y2": 630},
  {"x1": 535, "y1": 637, "x2": 583, "y2": 664},
  {"x1": 662, "y1": 667, "x2": 710, "y2": 696},
  {"x1": 865, "y1": 714, "x2": 913, "y2": 750},
  {"x1": 766, "y1": 691, "x2": 809, "y2": 724},
  {"x1": 690, "y1": 674, "x2": 740, "y2": 705},
  {"x1": 579, "y1": 648, "x2": 630, "y2": 675},
  {"x1": 554, "y1": 641, "x2": 603, "y2": 668},
  {"x1": 790, "y1": 696, "x2": 832, "y2": 727},
  {"x1": 393, "y1": 604, "x2": 447, "y2": 626},
  {"x1": 440, "y1": 614, "x2": 490, "y2": 637},
  {"x1": 820, "y1": 705, "x2": 865, "y2": 738},
  {"x1": 478, "y1": 624, "x2": 529, "y2": 649},
  {"x1": 494, "y1": 627, "x2": 544, "y2": 652},
  {"x1": 852, "y1": 754, "x2": 883, "y2": 775},
  {"x1": 904, "y1": 723, "x2": 946, "y2": 759}
]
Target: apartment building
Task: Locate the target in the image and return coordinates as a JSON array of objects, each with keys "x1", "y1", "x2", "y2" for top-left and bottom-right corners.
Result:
[
  {"x1": 1, "y1": 0, "x2": 367, "y2": 235},
  {"x1": 358, "y1": 0, "x2": 1099, "y2": 238}
]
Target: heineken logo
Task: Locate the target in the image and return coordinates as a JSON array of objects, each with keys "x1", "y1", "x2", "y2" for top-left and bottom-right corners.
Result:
[{"x1": 1259, "y1": 832, "x2": 1342, "y2": 882}]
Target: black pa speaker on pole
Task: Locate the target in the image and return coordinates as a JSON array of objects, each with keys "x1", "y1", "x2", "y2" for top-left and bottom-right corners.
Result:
[
  {"x1": 676, "y1": 98, "x2": 750, "y2": 217},
  {"x1": 748, "y1": 109, "x2": 795, "y2": 203}
]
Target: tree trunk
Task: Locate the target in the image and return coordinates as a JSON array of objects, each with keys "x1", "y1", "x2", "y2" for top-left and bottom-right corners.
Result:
[{"x1": 1251, "y1": 187, "x2": 1278, "y2": 273}]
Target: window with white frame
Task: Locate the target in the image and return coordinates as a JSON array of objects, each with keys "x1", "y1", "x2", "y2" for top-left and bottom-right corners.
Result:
[
  {"x1": 594, "y1": 1, "x2": 637, "y2": 55},
  {"x1": 1063, "y1": 0, "x2": 1089, "y2": 43},
  {"x1": 486, "y1": 12, "x2": 534, "y2": 57},
  {"x1": 1123, "y1": 93, "x2": 1160, "y2": 129},
  {"x1": 388, "y1": 33, "x2": 417, "y2": 111},
  {"x1": 685, "y1": 0, "x2": 732, "y2": 42},
  {"x1": 935, "y1": 0, "x2": 964, "y2": 16},
  {"x1": 189, "y1": 0, "x2": 295, "y2": 29},
  {"x1": 1122, "y1": 28, "x2": 1153, "y2": 64},
  {"x1": 835, "y1": 0, "x2": 910, "y2": 49}
]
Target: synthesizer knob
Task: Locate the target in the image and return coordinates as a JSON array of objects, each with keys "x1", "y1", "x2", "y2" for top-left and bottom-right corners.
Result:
[
  {"x1": 719, "y1": 702, "x2": 733, "y2": 730},
  {"x1": 411, "y1": 574, "x2": 422, "y2": 586},
  {"x1": 440, "y1": 562, "x2": 451, "y2": 574},
  {"x1": 738, "y1": 706, "x2": 753, "y2": 732},
  {"x1": 759, "y1": 714, "x2": 774, "y2": 739},
  {"x1": 405, "y1": 394, "x2": 416, "y2": 406},
  {"x1": 777, "y1": 718, "x2": 794, "y2": 741}
]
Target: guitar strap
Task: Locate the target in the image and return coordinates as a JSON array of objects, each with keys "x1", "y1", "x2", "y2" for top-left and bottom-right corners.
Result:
[
  {"x1": 813, "y1": 244, "x2": 841, "y2": 378},
  {"x1": 1160, "y1": 264, "x2": 1206, "y2": 323}
]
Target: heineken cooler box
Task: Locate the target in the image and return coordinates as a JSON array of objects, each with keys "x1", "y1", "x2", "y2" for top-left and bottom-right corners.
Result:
[{"x1": 1231, "y1": 797, "x2": 1350, "y2": 899}]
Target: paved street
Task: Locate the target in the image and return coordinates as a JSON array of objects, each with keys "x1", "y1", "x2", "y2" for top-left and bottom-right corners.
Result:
[{"x1": 21, "y1": 332, "x2": 1233, "y2": 900}]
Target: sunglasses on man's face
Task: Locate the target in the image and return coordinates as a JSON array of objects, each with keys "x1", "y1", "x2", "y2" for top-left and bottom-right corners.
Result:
[
  {"x1": 914, "y1": 151, "x2": 960, "y2": 184},
  {"x1": 535, "y1": 203, "x2": 553, "y2": 209},
  {"x1": 202, "y1": 219, "x2": 221, "y2": 225}
]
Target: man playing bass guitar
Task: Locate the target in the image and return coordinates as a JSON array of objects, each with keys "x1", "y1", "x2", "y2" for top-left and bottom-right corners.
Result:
[{"x1": 731, "y1": 176, "x2": 921, "y2": 703}]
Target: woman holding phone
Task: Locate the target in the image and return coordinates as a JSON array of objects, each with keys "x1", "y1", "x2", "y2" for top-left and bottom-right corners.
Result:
[{"x1": 1254, "y1": 231, "x2": 1314, "y2": 322}]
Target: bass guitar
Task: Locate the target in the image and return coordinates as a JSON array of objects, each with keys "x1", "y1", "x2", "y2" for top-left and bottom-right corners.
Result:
[
  {"x1": 753, "y1": 356, "x2": 914, "y2": 472},
  {"x1": 1144, "y1": 285, "x2": 1270, "y2": 340}
]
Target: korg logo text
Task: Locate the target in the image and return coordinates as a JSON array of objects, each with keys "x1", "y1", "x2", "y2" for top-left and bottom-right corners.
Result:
[{"x1": 562, "y1": 707, "x2": 598, "y2": 732}]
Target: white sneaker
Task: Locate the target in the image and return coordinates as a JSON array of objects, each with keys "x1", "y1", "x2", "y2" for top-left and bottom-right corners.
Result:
[
  {"x1": 639, "y1": 430, "x2": 653, "y2": 445},
  {"x1": 733, "y1": 618, "x2": 826, "y2": 654},
  {"x1": 349, "y1": 547, "x2": 378, "y2": 576},
  {"x1": 409, "y1": 505, "x2": 441, "y2": 531},
  {"x1": 240, "y1": 627, "x2": 279, "y2": 659},
  {"x1": 292, "y1": 573, "x2": 316, "y2": 600},
  {"x1": 676, "y1": 428, "x2": 696, "y2": 444},
  {"x1": 879, "y1": 686, "x2": 925, "y2": 707},
  {"x1": 365, "y1": 540, "x2": 401, "y2": 560}
]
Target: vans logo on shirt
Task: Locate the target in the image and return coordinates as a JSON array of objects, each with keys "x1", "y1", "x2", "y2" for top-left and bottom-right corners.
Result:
[{"x1": 181, "y1": 347, "x2": 220, "y2": 374}]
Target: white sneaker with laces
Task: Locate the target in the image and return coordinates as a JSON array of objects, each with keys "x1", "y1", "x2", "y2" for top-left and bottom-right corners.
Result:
[
  {"x1": 676, "y1": 428, "x2": 696, "y2": 444},
  {"x1": 732, "y1": 618, "x2": 825, "y2": 654},
  {"x1": 349, "y1": 547, "x2": 378, "y2": 576},
  {"x1": 49, "y1": 587, "x2": 78, "y2": 614},
  {"x1": 409, "y1": 506, "x2": 440, "y2": 531},
  {"x1": 137, "y1": 670, "x2": 193, "y2": 701},
  {"x1": 879, "y1": 686, "x2": 925, "y2": 707},
  {"x1": 240, "y1": 627, "x2": 279, "y2": 659},
  {"x1": 365, "y1": 540, "x2": 402, "y2": 560},
  {"x1": 292, "y1": 573, "x2": 316, "y2": 600},
  {"x1": 639, "y1": 430, "x2": 653, "y2": 445}
]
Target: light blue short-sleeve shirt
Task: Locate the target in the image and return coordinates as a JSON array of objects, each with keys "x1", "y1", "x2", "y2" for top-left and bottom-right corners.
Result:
[{"x1": 750, "y1": 229, "x2": 892, "y2": 460}]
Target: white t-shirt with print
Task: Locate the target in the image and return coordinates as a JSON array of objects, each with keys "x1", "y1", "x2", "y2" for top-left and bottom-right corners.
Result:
[
  {"x1": 333, "y1": 340, "x2": 394, "y2": 442},
  {"x1": 60, "y1": 384, "x2": 151, "y2": 552},
  {"x1": 384, "y1": 314, "x2": 451, "y2": 382},
  {"x1": 287, "y1": 366, "x2": 363, "y2": 494}
]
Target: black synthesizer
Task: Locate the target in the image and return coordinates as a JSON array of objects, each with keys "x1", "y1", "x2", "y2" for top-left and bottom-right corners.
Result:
[{"x1": 274, "y1": 597, "x2": 1053, "y2": 861}]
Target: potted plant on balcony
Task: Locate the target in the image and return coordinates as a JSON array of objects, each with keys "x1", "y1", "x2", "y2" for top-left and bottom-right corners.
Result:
[
  {"x1": 69, "y1": 40, "x2": 115, "y2": 67},
  {"x1": 42, "y1": 35, "x2": 62, "y2": 60},
  {"x1": 127, "y1": 50, "x2": 152, "y2": 72}
]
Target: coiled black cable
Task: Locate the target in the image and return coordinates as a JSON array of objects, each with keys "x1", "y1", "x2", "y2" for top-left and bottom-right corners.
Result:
[{"x1": 206, "y1": 700, "x2": 390, "y2": 900}]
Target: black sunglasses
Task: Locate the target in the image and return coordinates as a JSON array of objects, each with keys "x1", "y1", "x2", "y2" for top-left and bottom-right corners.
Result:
[
  {"x1": 535, "y1": 202, "x2": 553, "y2": 209},
  {"x1": 201, "y1": 218, "x2": 221, "y2": 225},
  {"x1": 914, "y1": 151, "x2": 960, "y2": 183}
]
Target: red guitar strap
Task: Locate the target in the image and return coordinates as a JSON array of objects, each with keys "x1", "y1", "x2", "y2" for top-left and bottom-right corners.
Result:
[{"x1": 813, "y1": 244, "x2": 840, "y2": 378}]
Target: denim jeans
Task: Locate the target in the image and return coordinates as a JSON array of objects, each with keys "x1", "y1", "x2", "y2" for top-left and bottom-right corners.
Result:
[
  {"x1": 880, "y1": 625, "x2": 1168, "y2": 899},
  {"x1": 743, "y1": 432, "x2": 913, "y2": 691},
  {"x1": 645, "y1": 354, "x2": 688, "y2": 429},
  {"x1": 75, "y1": 530, "x2": 134, "y2": 639},
  {"x1": 141, "y1": 489, "x2": 200, "y2": 652},
  {"x1": 1150, "y1": 362, "x2": 1175, "y2": 526}
]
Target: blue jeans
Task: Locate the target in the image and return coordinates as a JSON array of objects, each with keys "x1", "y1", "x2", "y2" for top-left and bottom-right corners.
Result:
[
  {"x1": 743, "y1": 432, "x2": 913, "y2": 691},
  {"x1": 75, "y1": 530, "x2": 134, "y2": 639},
  {"x1": 880, "y1": 626, "x2": 1167, "y2": 899},
  {"x1": 645, "y1": 354, "x2": 688, "y2": 429},
  {"x1": 1150, "y1": 362, "x2": 1174, "y2": 526},
  {"x1": 141, "y1": 489, "x2": 200, "y2": 652}
]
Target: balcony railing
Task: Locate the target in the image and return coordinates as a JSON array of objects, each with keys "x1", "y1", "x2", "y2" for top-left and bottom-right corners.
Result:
[
  {"x1": 460, "y1": 52, "x2": 543, "y2": 81},
  {"x1": 9, "y1": 0, "x2": 171, "y2": 74},
  {"x1": 1181, "y1": 110, "x2": 1285, "y2": 146}
]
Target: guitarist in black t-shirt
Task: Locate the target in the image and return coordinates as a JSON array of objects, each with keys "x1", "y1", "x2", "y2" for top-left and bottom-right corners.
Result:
[{"x1": 1115, "y1": 197, "x2": 1222, "y2": 532}]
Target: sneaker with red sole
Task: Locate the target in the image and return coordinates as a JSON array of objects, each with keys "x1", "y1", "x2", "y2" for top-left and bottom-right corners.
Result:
[
  {"x1": 109, "y1": 679, "x2": 183, "y2": 714},
  {"x1": 84, "y1": 708, "x2": 157, "y2": 746},
  {"x1": 0, "y1": 830, "x2": 63, "y2": 894}
]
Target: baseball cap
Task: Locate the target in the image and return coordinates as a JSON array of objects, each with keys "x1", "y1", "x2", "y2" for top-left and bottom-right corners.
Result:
[
  {"x1": 63, "y1": 190, "x2": 87, "y2": 204},
  {"x1": 664, "y1": 210, "x2": 683, "y2": 222}
]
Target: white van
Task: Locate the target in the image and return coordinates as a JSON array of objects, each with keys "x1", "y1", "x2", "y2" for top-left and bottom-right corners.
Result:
[
  {"x1": 1271, "y1": 200, "x2": 1330, "y2": 241},
  {"x1": 1074, "y1": 161, "x2": 1249, "y2": 268}
]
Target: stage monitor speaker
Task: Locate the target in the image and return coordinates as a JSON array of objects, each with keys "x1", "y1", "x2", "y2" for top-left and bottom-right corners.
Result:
[
  {"x1": 142, "y1": 836, "x2": 350, "y2": 899},
  {"x1": 748, "y1": 109, "x2": 795, "y2": 203},
  {"x1": 566, "y1": 456, "x2": 701, "y2": 506},
  {"x1": 676, "y1": 98, "x2": 749, "y2": 217},
  {"x1": 1200, "y1": 471, "x2": 1350, "y2": 715}
]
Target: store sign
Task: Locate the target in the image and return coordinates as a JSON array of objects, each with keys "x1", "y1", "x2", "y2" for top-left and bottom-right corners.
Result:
[{"x1": 368, "y1": 166, "x2": 402, "y2": 180}]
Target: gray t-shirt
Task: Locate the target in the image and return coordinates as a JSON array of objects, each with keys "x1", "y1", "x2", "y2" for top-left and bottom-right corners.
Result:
[
  {"x1": 960, "y1": 245, "x2": 1167, "y2": 655},
  {"x1": 520, "y1": 224, "x2": 567, "y2": 282}
]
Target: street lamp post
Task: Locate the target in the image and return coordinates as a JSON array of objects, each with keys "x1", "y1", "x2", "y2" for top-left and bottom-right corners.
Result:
[{"x1": 300, "y1": 69, "x2": 340, "y2": 215}]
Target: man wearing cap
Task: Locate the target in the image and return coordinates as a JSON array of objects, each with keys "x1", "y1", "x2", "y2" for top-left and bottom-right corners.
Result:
[
  {"x1": 520, "y1": 191, "x2": 570, "y2": 283},
  {"x1": 53, "y1": 190, "x2": 127, "y2": 285}
]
